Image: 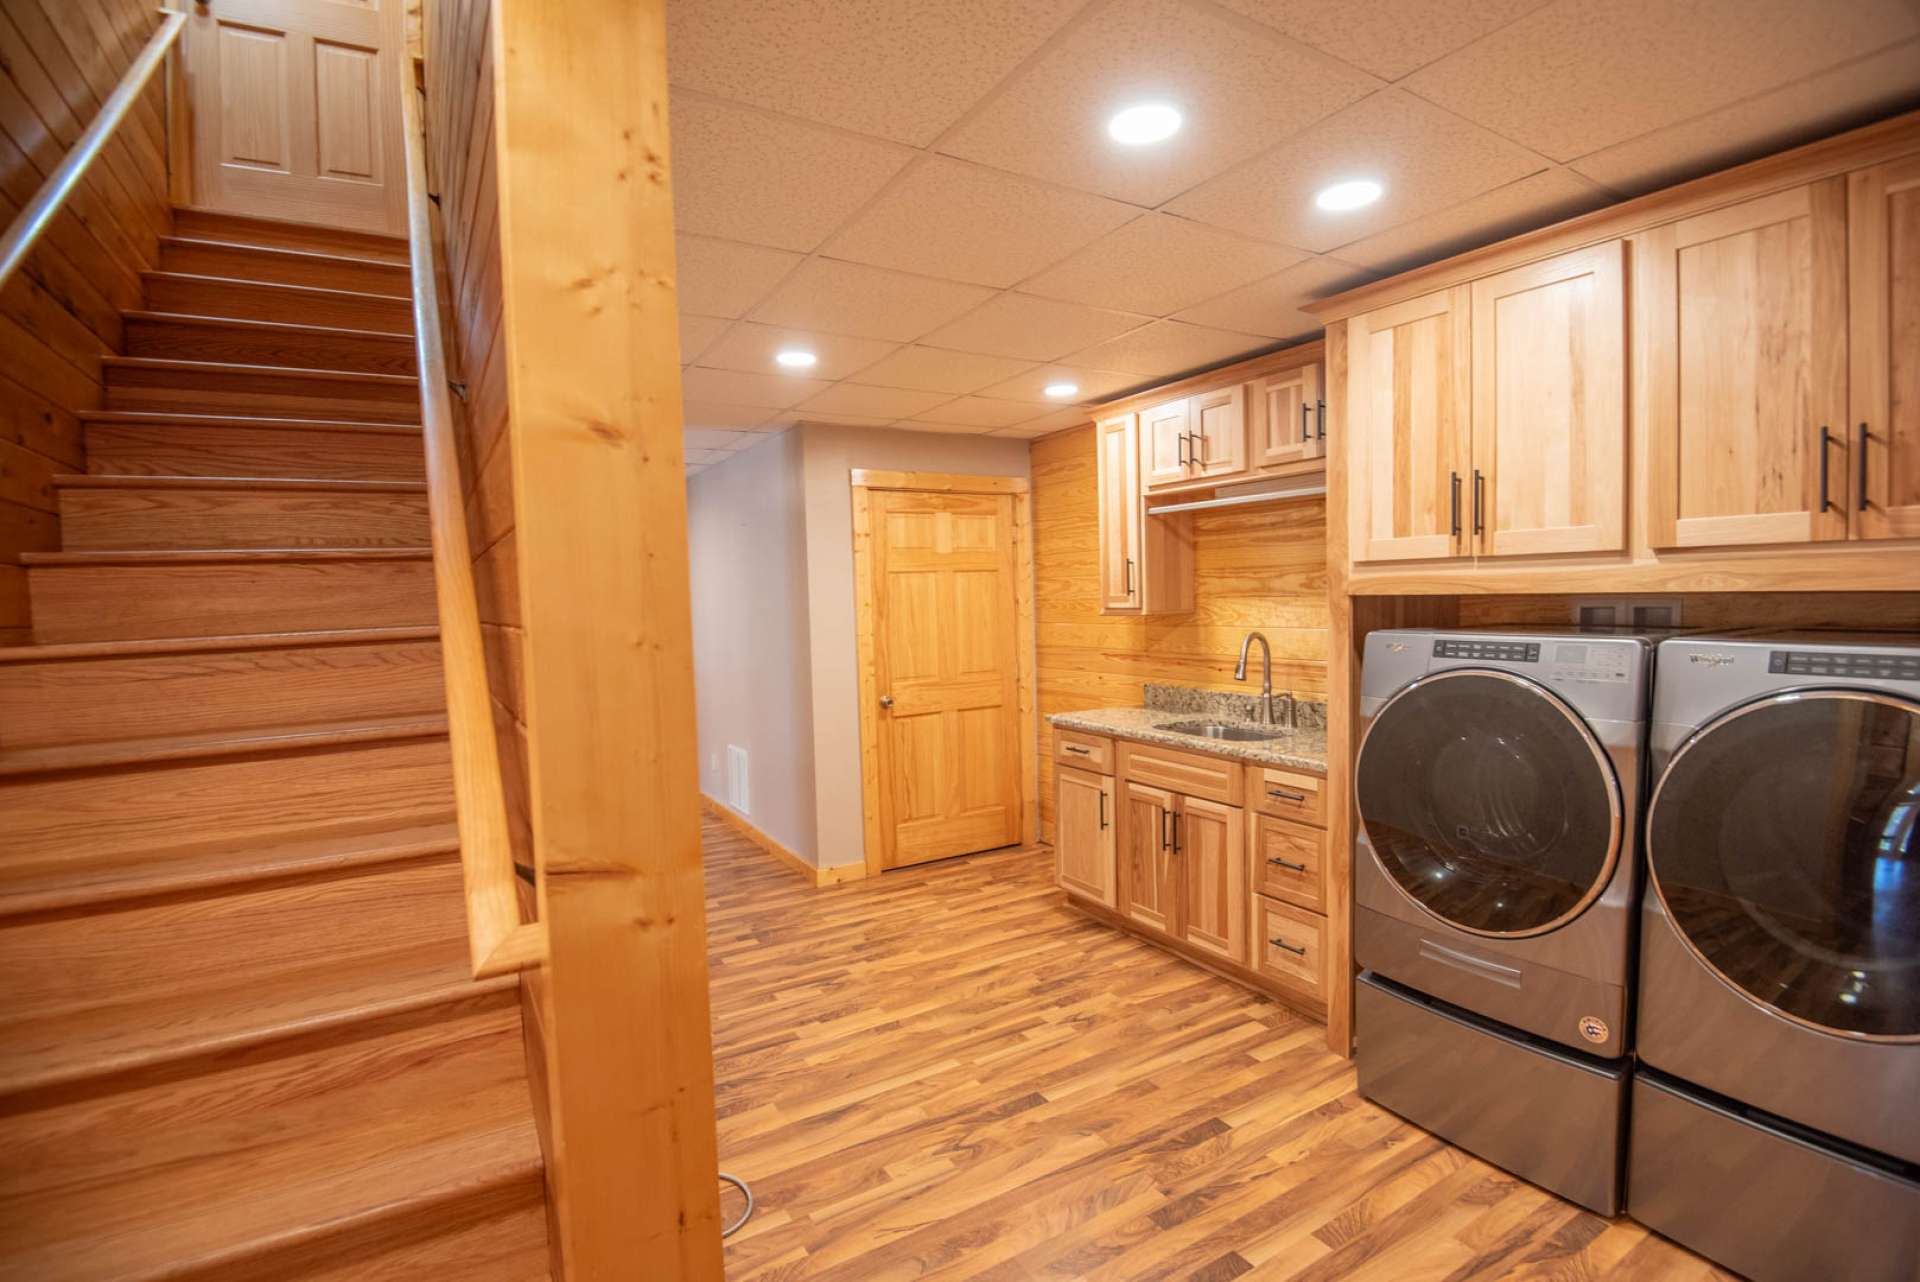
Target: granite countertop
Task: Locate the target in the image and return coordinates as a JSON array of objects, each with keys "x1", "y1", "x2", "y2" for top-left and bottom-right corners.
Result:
[{"x1": 1047, "y1": 706, "x2": 1328, "y2": 773}]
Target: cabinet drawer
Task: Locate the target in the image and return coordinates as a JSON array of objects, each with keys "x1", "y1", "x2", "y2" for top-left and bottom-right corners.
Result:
[
  {"x1": 1255, "y1": 896, "x2": 1326, "y2": 1004},
  {"x1": 1252, "y1": 814, "x2": 1325, "y2": 912},
  {"x1": 1120, "y1": 740, "x2": 1243, "y2": 806},
  {"x1": 1251, "y1": 765, "x2": 1326, "y2": 826},
  {"x1": 1054, "y1": 728, "x2": 1114, "y2": 773}
]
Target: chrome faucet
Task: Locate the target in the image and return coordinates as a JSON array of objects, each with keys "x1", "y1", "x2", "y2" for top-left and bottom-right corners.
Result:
[{"x1": 1234, "y1": 630, "x2": 1295, "y2": 727}]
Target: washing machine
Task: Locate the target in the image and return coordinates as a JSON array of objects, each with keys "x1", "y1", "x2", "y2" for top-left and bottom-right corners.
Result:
[
  {"x1": 1630, "y1": 632, "x2": 1920, "y2": 1281},
  {"x1": 1353, "y1": 626, "x2": 1663, "y2": 1215}
]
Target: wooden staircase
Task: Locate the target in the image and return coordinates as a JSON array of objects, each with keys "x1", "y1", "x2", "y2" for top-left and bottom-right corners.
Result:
[{"x1": 0, "y1": 211, "x2": 550, "y2": 1279}]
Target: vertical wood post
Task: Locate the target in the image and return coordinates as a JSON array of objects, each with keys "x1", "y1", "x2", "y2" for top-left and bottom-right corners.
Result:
[{"x1": 490, "y1": 0, "x2": 724, "y2": 1275}]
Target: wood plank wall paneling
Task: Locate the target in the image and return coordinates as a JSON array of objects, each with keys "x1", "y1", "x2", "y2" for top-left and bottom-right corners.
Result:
[
  {"x1": 1455, "y1": 592, "x2": 1920, "y2": 631},
  {"x1": 0, "y1": 0, "x2": 169, "y2": 644},
  {"x1": 422, "y1": 0, "x2": 531, "y2": 875},
  {"x1": 1032, "y1": 424, "x2": 1330, "y2": 833}
]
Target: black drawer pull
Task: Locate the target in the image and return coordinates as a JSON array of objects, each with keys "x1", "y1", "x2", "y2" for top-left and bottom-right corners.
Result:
[
  {"x1": 1063, "y1": 744, "x2": 1090, "y2": 755},
  {"x1": 1268, "y1": 937, "x2": 1307, "y2": 956},
  {"x1": 1266, "y1": 856, "x2": 1308, "y2": 873},
  {"x1": 1098, "y1": 790, "x2": 1108, "y2": 830},
  {"x1": 1266, "y1": 787, "x2": 1307, "y2": 802}
]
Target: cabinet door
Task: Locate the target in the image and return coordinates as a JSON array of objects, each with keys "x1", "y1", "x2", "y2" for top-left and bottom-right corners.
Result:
[
  {"x1": 1096, "y1": 413, "x2": 1142, "y2": 610},
  {"x1": 1345, "y1": 287, "x2": 1472, "y2": 562},
  {"x1": 1176, "y1": 796, "x2": 1244, "y2": 964},
  {"x1": 1119, "y1": 782, "x2": 1177, "y2": 935},
  {"x1": 1141, "y1": 397, "x2": 1192, "y2": 491},
  {"x1": 1470, "y1": 241, "x2": 1627, "y2": 557},
  {"x1": 1190, "y1": 384, "x2": 1248, "y2": 481},
  {"x1": 1645, "y1": 180, "x2": 1849, "y2": 549},
  {"x1": 1055, "y1": 766, "x2": 1116, "y2": 908},
  {"x1": 1256, "y1": 364, "x2": 1324, "y2": 469},
  {"x1": 1849, "y1": 156, "x2": 1920, "y2": 541}
]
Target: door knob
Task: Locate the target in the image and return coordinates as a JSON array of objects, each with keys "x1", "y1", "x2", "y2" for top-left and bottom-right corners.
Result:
[{"x1": 879, "y1": 695, "x2": 893, "y2": 708}]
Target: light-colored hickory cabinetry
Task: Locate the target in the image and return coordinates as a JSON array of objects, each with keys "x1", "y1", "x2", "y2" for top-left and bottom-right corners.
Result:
[{"x1": 1095, "y1": 411, "x2": 1192, "y2": 615}]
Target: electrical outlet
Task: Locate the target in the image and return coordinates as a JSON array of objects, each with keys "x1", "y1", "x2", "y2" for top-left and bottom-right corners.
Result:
[{"x1": 1569, "y1": 596, "x2": 1683, "y2": 629}]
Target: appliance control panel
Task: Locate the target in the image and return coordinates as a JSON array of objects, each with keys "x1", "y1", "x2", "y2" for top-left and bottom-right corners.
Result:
[
  {"x1": 1769, "y1": 649, "x2": 1920, "y2": 680},
  {"x1": 1432, "y1": 639, "x2": 1539, "y2": 662},
  {"x1": 1547, "y1": 641, "x2": 1633, "y2": 685}
]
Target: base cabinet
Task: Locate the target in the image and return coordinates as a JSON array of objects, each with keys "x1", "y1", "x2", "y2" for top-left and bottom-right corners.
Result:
[
  {"x1": 1119, "y1": 781, "x2": 1179, "y2": 933},
  {"x1": 1055, "y1": 765, "x2": 1116, "y2": 908},
  {"x1": 1177, "y1": 795, "x2": 1245, "y2": 964}
]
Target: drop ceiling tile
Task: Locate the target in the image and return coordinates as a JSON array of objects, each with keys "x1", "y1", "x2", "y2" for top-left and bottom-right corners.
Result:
[
  {"x1": 1010, "y1": 405, "x2": 1101, "y2": 432},
  {"x1": 1570, "y1": 40, "x2": 1920, "y2": 195},
  {"x1": 670, "y1": 94, "x2": 915, "y2": 252},
  {"x1": 1332, "y1": 168, "x2": 1615, "y2": 274},
  {"x1": 696, "y1": 322, "x2": 901, "y2": 381},
  {"x1": 918, "y1": 293, "x2": 1152, "y2": 361},
  {"x1": 684, "y1": 427, "x2": 762, "y2": 451},
  {"x1": 849, "y1": 344, "x2": 1038, "y2": 395},
  {"x1": 1402, "y1": 0, "x2": 1920, "y2": 163},
  {"x1": 1023, "y1": 214, "x2": 1307, "y2": 316},
  {"x1": 941, "y1": 0, "x2": 1380, "y2": 206},
  {"x1": 910, "y1": 395, "x2": 1056, "y2": 427},
  {"x1": 1211, "y1": 0, "x2": 1551, "y2": 80},
  {"x1": 681, "y1": 366, "x2": 831, "y2": 409},
  {"x1": 749, "y1": 259, "x2": 995, "y2": 342},
  {"x1": 1168, "y1": 89, "x2": 1550, "y2": 252},
  {"x1": 681, "y1": 400, "x2": 779, "y2": 430},
  {"x1": 980, "y1": 363, "x2": 1139, "y2": 404},
  {"x1": 675, "y1": 235, "x2": 803, "y2": 318},
  {"x1": 824, "y1": 157, "x2": 1138, "y2": 288},
  {"x1": 666, "y1": 0, "x2": 1089, "y2": 146},
  {"x1": 797, "y1": 383, "x2": 955, "y2": 419},
  {"x1": 1066, "y1": 319, "x2": 1269, "y2": 378},
  {"x1": 679, "y1": 314, "x2": 730, "y2": 364},
  {"x1": 1173, "y1": 257, "x2": 1379, "y2": 339}
]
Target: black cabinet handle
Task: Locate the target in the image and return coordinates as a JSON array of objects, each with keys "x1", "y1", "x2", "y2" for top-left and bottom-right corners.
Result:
[
  {"x1": 1266, "y1": 787, "x2": 1306, "y2": 802},
  {"x1": 1472, "y1": 469, "x2": 1485, "y2": 537},
  {"x1": 1301, "y1": 402, "x2": 1311, "y2": 443},
  {"x1": 1449, "y1": 471, "x2": 1461, "y2": 537},
  {"x1": 1175, "y1": 433, "x2": 1186, "y2": 467},
  {"x1": 1268, "y1": 937, "x2": 1307, "y2": 956},
  {"x1": 1124, "y1": 556, "x2": 1133, "y2": 594},
  {"x1": 1063, "y1": 744, "x2": 1090, "y2": 755},
  {"x1": 1098, "y1": 790, "x2": 1108, "y2": 831},
  {"x1": 1819, "y1": 426, "x2": 1836, "y2": 513},
  {"x1": 1188, "y1": 431, "x2": 1204, "y2": 467},
  {"x1": 1267, "y1": 856, "x2": 1308, "y2": 873},
  {"x1": 1171, "y1": 812, "x2": 1181, "y2": 854},
  {"x1": 1858, "y1": 423, "x2": 1870, "y2": 512},
  {"x1": 1316, "y1": 399, "x2": 1326, "y2": 441},
  {"x1": 1160, "y1": 810, "x2": 1171, "y2": 850}
]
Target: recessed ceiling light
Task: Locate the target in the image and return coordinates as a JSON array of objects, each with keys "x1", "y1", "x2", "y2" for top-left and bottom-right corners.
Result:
[
  {"x1": 1107, "y1": 103, "x2": 1182, "y2": 147},
  {"x1": 1315, "y1": 179, "x2": 1384, "y2": 212},
  {"x1": 774, "y1": 348, "x2": 818, "y2": 369},
  {"x1": 1044, "y1": 381, "x2": 1080, "y2": 399}
]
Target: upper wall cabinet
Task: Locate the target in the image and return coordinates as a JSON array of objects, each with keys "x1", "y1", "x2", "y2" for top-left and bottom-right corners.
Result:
[
  {"x1": 1346, "y1": 286, "x2": 1472, "y2": 563},
  {"x1": 1142, "y1": 387, "x2": 1247, "y2": 492},
  {"x1": 1097, "y1": 410, "x2": 1193, "y2": 615},
  {"x1": 1471, "y1": 242, "x2": 1627, "y2": 557},
  {"x1": 1142, "y1": 397, "x2": 1193, "y2": 490},
  {"x1": 1645, "y1": 181, "x2": 1850, "y2": 549},
  {"x1": 1850, "y1": 156, "x2": 1920, "y2": 541},
  {"x1": 1256, "y1": 364, "x2": 1325, "y2": 470}
]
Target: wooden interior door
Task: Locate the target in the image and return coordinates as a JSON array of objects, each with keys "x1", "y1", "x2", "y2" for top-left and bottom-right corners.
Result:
[
  {"x1": 1055, "y1": 766, "x2": 1116, "y2": 907},
  {"x1": 1645, "y1": 180, "x2": 1849, "y2": 548},
  {"x1": 1190, "y1": 385, "x2": 1247, "y2": 481},
  {"x1": 1141, "y1": 397, "x2": 1192, "y2": 490},
  {"x1": 1849, "y1": 156, "x2": 1920, "y2": 541},
  {"x1": 870, "y1": 489, "x2": 1023, "y2": 869},
  {"x1": 1119, "y1": 781, "x2": 1177, "y2": 934},
  {"x1": 1345, "y1": 287, "x2": 1472, "y2": 563},
  {"x1": 183, "y1": 0, "x2": 408, "y2": 234},
  {"x1": 1096, "y1": 413, "x2": 1141, "y2": 610},
  {"x1": 1470, "y1": 241, "x2": 1627, "y2": 557},
  {"x1": 1256, "y1": 364, "x2": 1323, "y2": 470},
  {"x1": 1175, "y1": 796, "x2": 1244, "y2": 964}
]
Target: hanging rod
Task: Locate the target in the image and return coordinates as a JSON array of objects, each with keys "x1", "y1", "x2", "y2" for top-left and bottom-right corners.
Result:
[{"x1": 1146, "y1": 482, "x2": 1327, "y2": 516}]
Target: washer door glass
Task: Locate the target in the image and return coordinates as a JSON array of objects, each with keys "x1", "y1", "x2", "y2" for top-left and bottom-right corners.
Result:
[
  {"x1": 1648, "y1": 691, "x2": 1920, "y2": 1040},
  {"x1": 1356, "y1": 670, "x2": 1621, "y2": 936}
]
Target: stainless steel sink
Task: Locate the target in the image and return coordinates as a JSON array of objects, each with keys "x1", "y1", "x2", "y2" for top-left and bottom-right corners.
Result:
[{"x1": 1160, "y1": 719, "x2": 1283, "y2": 742}]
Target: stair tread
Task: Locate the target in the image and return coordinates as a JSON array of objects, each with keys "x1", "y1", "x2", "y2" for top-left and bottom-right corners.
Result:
[
  {"x1": 171, "y1": 209, "x2": 410, "y2": 261},
  {"x1": 25, "y1": 547, "x2": 431, "y2": 565},
  {"x1": 143, "y1": 268, "x2": 410, "y2": 304},
  {"x1": 55, "y1": 473, "x2": 428, "y2": 493},
  {"x1": 0, "y1": 625, "x2": 440, "y2": 664},
  {"x1": 0, "y1": 1002, "x2": 541, "y2": 1282},
  {"x1": 0, "y1": 713, "x2": 449, "y2": 776},
  {"x1": 162, "y1": 234, "x2": 413, "y2": 276},
  {"x1": 82, "y1": 409, "x2": 422, "y2": 432},
  {"x1": 125, "y1": 309, "x2": 413, "y2": 341},
  {"x1": 0, "y1": 931, "x2": 511, "y2": 1101},
  {"x1": 0, "y1": 820, "x2": 462, "y2": 918},
  {"x1": 103, "y1": 355, "x2": 419, "y2": 386}
]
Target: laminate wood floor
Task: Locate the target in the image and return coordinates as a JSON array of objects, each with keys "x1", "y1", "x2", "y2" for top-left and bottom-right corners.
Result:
[{"x1": 705, "y1": 819, "x2": 1735, "y2": 1281}]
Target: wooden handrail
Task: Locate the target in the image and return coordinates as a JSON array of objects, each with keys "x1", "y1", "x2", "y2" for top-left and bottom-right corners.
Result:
[
  {"x1": 399, "y1": 75, "x2": 548, "y2": 979},
  {"x1": 0, "y1": 10, "x2": 186, "y2": 292}
]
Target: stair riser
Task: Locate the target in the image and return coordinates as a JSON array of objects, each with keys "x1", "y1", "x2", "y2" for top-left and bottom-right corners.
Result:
[
  {"x1": 0, "y1": 638, "x2": 445, "y2": 750},
  {"x1": 126, "y1": 316, "x2": 415, "y2": 375},
  {"x1": 30, "y1": 558, "x2": 437, "y2": 643},
  {"x1": 106, "y1": 367, "x2": 421, "y2": 424},
  {"x1": 85, "y1": 423, "x2": 427, "y2": 481},
  {"x1": 0, "y1": 735, "x2": 454, "y2": 869},
  {"x1": 144, "y1": 273, "x2": 414, "y2": 332},
  {"x1": 59, "y1": 486, "x2": 432, "y2": 551},
  {"x1": 160, "y1": 241, "x2": 410, "y2": 297},
  {"x1": 171, "y1": 210, "x2": 409, "y2": 264},
  {"x1": 2, "y1": 858, "x2": 469, "y2": 1024}
]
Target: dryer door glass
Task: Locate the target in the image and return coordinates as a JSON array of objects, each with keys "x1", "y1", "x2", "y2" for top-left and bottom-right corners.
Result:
[
  {"x1": 1648, "y1": 691, "x2": 1920, "y2": 1040},
  {"x1": 1356, "y1": 671, "x2": 1622, "y2": 936}
]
